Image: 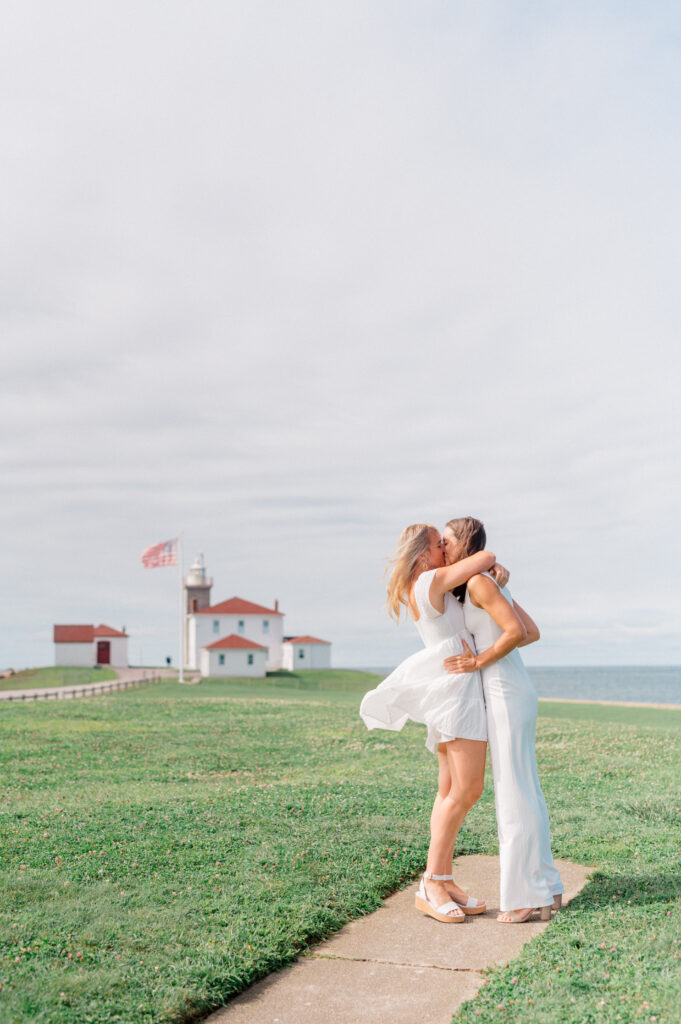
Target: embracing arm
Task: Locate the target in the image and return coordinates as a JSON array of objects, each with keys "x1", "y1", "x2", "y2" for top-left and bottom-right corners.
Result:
[
  {"x1": 428, "y1": 551, "x2": 496, "y2": 607},
  {"x1": 514, "y1": 601, "x2": 540, "y2": 647},
  {"x1": 444, "y1": 574, "x2": 526, "y2": 674}
]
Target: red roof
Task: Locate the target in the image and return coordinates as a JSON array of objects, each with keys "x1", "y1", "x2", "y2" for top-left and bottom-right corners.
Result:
[
  {"x1": 94, "y1": 624, "x2": 128, "y2": 637},
  {"x1": 284, "y1": 635, "x2": 331, "y2": 645},
  {"x1": 198, "y1": 597, "x2": 282, "y2": 616},
  {"x1": 204, "y1": 634, "x2": 268, "y2": 651},
  {"x1": 54, "y1": 624, "x2": 128, "y2": 643},
  {"x1": 54, "y1": 625, "x2": 94, "y2": 643}
]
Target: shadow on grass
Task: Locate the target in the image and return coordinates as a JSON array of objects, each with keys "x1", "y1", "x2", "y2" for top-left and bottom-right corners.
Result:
[{"x1": 567, "y1": 868, "x2": 681, "y2": 911}]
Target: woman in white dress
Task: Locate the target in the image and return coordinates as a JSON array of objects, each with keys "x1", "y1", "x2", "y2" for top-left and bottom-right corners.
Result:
[
  {"x1": 442, "y1": 517, "x2": 564, "y2": 923},
  {"x1": 360, "y1": 523, "x2": 508, "y2": 923}
]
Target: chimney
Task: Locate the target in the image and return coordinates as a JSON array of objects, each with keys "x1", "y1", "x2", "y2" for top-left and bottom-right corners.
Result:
[{"x1": 274, "y1": 599, "x2": 279, "y2": 612}]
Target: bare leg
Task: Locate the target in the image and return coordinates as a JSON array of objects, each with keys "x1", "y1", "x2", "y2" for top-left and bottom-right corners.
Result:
[
  {"x1": 442, "y1": 739, "x2": 487, "y2": 905},
  {"x1": 424, "y1": 739, "x2": 486, "y2": 911},
  {"x1": 428, "y1": 745, "x2": 452, "y2": 846}
]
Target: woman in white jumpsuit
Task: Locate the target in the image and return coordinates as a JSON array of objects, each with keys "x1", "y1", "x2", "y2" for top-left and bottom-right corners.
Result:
[{"x1": 442, "y1": 517, "x2": 564, "y2": 923}]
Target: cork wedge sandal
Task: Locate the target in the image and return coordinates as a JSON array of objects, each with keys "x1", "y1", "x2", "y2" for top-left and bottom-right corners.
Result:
[
  {"x1": 430, "y1": 871, "x2": 487, "y2": 915},
  {"x1": 415, "y1": 872, "x2": 465, "y2": 923},
  {"x1": 445, "y1": 873, "x2": 487, "y2": 916}
]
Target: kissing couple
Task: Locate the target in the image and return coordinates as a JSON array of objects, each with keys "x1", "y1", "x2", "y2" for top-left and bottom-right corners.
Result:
[{"x1": 360, "y1": 517, "x2": 563, "y2": 924}]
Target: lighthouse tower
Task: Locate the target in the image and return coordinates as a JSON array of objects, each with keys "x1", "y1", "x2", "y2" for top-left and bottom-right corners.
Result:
[{"x1": 184, "y1": 554, "x2": 213, "y2": 667}]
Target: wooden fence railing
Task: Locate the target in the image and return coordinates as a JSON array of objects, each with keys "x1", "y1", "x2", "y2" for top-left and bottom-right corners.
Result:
[{"x1": 0, "y1": 675, "x2": 162, "y2": 702}]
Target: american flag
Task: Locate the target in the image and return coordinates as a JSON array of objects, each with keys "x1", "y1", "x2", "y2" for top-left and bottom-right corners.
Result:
[{"x1": 141, "y1": 537, "x2": 178, "y2": 568}]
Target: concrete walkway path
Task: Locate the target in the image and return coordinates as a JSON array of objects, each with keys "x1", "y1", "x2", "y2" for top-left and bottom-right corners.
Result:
[
  {"x1": 206, "y1": 855, "x2": 593, "y2": 1024},
  {"x1": 0, "y1": 667, "x2": 176, "y2": 702}
]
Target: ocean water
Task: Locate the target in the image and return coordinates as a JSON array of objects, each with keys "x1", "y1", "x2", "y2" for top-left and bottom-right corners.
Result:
[
  {"x1": 527, "y1": 666, "x2": 681, "y2": 706},
  {"x1": 356, "y1": 666, "x2": 681, "y2": 707}
]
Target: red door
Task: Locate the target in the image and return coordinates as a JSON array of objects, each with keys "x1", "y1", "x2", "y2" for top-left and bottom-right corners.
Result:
[{"x1": 96, "y1": 641, "x2": 111, "y2": 664}]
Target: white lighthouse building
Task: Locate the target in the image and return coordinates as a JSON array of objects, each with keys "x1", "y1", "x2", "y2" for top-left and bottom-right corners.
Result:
[
  {"x1": 187, "y1": 595, "x2": 284, "y2": 672},
  {"x1": 184, "y1": 553, "x2": 214, "y2": 663},
  {"x1": 183, "y1": 554, "x2": 330, "y2": 678}
]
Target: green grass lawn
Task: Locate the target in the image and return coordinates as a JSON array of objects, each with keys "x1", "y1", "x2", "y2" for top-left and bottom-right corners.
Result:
[
  {"x1": 1, "y1": 671, "x2": 680, "y2": 1024},
  {"x1": 0, "y1": 667, "x2": 118, "y2": 691}
]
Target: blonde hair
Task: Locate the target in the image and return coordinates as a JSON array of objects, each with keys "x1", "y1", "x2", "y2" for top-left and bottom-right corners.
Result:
[{"x1": 386, "y1": 523, "x2": 438, "y2": 621}]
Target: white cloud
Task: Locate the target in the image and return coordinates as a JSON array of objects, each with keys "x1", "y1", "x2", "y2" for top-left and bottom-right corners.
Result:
[{"x1": 1, "y1": 1, "x2": 680, "y2": 670}]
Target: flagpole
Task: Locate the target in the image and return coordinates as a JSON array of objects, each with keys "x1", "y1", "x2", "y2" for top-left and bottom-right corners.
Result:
[{"x1": 178, "y1": 532, "x2": 185, "y2": 683}]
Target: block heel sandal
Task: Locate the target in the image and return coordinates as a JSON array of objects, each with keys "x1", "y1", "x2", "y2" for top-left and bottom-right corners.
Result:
[{"x1": 497, "y1": 905, "x2": 552, "y2": 924}]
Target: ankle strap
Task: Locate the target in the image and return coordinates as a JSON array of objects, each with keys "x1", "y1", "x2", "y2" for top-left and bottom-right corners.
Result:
[{"x1": 423, "y1": 872, "x2": 453, "y2": 881}]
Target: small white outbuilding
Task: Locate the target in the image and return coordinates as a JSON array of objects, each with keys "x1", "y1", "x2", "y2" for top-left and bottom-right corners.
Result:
[
  {"x1": 282, "y1": 635, "x2": 332, "y2": 671},
  {"x1": 53, "y1": 624, "x2": 129, "y2": 667},
  {"x1": 200, "y1": 634, "x2": 268, "y2": 678}
]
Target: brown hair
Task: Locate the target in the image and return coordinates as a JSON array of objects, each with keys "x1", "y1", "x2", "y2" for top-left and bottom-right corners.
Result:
[
  {"x1": 386, "y1": 523, "x2": 438, "y2": 622},
  {"x1": 445, "y1": 517, "x2": 486, "y2": 603}
]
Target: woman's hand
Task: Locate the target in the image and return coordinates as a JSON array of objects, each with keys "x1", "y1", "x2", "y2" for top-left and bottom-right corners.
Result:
[
  {"x1": 443, "y1": 639, "x2": 477, "y2": 674},
  {"x1": 490, "y1": 562, "x2": 510, "y2": 588}
]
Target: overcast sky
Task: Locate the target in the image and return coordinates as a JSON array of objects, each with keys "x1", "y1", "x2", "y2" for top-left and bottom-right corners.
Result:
[{"x1": 2, "y1": 1, "x2": 680, "y2": 671}]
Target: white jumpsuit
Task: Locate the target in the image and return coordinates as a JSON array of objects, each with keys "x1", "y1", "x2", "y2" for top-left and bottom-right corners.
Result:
[
  {"x1": 463, "y1": 576, "x2": 564, "y2": 911},
  {"x1": 360, "y1": 569, "x2": 487, "y2": 753}
]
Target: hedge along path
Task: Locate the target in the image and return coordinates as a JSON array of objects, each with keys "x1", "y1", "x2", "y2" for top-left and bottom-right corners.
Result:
[{"x1": 206, "y1": 854, "x2": 593, "y2": 1024}]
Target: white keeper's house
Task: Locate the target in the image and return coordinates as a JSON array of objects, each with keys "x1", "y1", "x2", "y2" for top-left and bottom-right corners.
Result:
[
  {"x1": 184, "y1": 554, "x2": 331, "y2": 678},
  {"x1": 200, "y1": 634, "x2": 268, "y2": 679},
  {"x1": 53, "y1": 624, "x2": 129, "y2": 667},
  {"x1": 282, "y1": 636, "x2": 332, "y2": 671}
]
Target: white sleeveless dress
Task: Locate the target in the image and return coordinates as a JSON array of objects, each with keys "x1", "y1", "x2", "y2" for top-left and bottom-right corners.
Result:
[
  {"x1": 360, "y1": 569, "x2": 487, "y2": 753},
  {"x1": 463, "y1": 575, "x2": 564, "y2": 911}
]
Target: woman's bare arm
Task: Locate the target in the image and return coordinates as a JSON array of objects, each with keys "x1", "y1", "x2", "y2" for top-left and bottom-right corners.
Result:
[
  {"x1": 428, "y1": 551, "x2": 496, "y2": 609},
  {"x1": 443, "y1": 574, "x2": 526, "y2": 674},
  {"x1": 513, "y1": 601, "x2": 540, "y2": 647},
  {"x1": 409, "y1": 551, "x2": 497, "y2": 619}
]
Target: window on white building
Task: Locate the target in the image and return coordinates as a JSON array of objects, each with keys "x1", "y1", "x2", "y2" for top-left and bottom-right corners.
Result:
[
  {"x1": 263, "y1": 620, "x2": 269, "y2": 634},
  {"x1": 238, "y1": 620, "x2": 245, "y2": 635},
  {"x1": 247, "y1": 653, "x2": 254, "y2": 665},
  {"x1": 298, "y1": 648, "x2": 305, "y2": 660},
  {"x1": 213, "y1": 620, "x2": 219, "y2": 633},
  {"x1": 219, "y1": 653, "x2": 225, "y2": 666}
]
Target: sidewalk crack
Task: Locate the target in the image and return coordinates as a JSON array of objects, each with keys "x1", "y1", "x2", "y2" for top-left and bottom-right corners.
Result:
[{"x1": 310, "y1": 953, "x2": 483, "y2": 974}]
